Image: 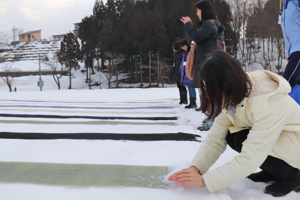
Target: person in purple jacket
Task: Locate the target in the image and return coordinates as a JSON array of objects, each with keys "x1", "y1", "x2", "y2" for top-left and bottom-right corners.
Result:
[{"x1": 180, "y1": 39, "x2": 197, "y2": 109}]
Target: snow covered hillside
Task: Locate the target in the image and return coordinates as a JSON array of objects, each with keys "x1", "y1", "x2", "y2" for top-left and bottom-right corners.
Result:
[{"x1": 1, "y1": 41, "x2": 60, "y2": 62}]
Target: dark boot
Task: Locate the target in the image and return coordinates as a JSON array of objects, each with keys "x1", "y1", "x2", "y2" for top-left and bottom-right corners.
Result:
[
  {"x1": 185, "y1": 97, "x2": 197, "y2": 109},
  {"x1": 264, "y1": 174, "x2": 300, "y2": 197},
  {"x1": 259, "y1": 156, "x2": 300, "y2": 197},
  {"x1": 179, "y1": 91, "x2": 183, "y2": 104},
  {"x1": 179, "y1": 90, "x2": 188, "y2": 105},
  {"x1": 195, "y1": 107, "x2": 201, "y2": 111},
  {"x1": 247, "y1": 170, "x2": 277, "y2": 183},
  {"x1": 189, "y1": 97, "x2": 197, "y2": 109}
]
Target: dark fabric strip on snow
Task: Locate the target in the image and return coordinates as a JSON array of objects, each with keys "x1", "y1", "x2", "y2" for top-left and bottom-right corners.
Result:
[
  {"x1": 0, "y1": 132, "x2": 201, "y2": 141},
  {"x1": 0, "y1": 105, "x2": 175, "y2": 110},
  {"x1": 0, "y1": 113, "x2": 177, "y2": 121}
]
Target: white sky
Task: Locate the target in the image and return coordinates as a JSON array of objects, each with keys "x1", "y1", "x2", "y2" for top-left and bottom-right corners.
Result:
[{"x1": 0, "y1": 0, "x2": 107, "y2": 41}]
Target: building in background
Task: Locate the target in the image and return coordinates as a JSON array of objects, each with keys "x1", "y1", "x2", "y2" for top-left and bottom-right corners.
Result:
[
  {"x1": 19, "y1": 30, "x2": 42, "y2": 43},
  {"x1": 52, "y1": 34, "x2": 67, "y2": 41}
]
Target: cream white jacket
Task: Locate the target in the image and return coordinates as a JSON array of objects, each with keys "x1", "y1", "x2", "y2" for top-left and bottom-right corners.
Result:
[{"x1": 190, "y1": 70, "x2": 300, "y2": 192}]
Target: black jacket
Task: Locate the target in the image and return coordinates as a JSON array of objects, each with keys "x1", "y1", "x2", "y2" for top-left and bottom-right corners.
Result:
[
  {"x1": 172, "y1": 48, "x2": 184, "y2": 83},
  {"x1": 184, "y1": 20, "x2": 218, "y2": 88}
]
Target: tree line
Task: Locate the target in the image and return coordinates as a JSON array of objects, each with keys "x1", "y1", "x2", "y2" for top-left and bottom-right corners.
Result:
[
  {"x1": 57, "y1": 0, "x2": 284, "y2": 89},
  {"x1": 230, "y1": 0, "x2": 285, "y2": 73}
]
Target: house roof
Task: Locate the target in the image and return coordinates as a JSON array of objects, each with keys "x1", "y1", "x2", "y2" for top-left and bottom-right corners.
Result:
[
  {"x1": 52, "y1": 34, "x2": 67, "y2": 37},
  {"x1": 19, "y1": 30, "x2": 41, "y2": 36}
]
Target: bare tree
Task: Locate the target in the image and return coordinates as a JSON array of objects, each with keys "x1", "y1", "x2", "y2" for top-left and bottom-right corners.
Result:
[
  {"x1": 43, "y1": 53, "x2": 66, "y2": 90},
  {"x1": 152, "y1": 60, "x2": 172, "y2": 88},
  {"x1": 103, "y1": 60, "x2": 114, "y2": 89},
  {"x1": 274, "y1": 37, "x2": 285, "y2": 74},
  {"x1": 148, "y1": 50, "x2": 152, "y2": 87},
  {"x1": 103, "y1": 52, "x2": 125, "y2": 88},
  {"x1": 0, "y1": 31, "x2": 10, "y2": 44},
  {"x1": 0, "y1": 62, "x2": 15, "y2": 92}
]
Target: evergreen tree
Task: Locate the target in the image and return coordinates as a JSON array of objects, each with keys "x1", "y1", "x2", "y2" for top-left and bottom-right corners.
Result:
[
  {"x1": 166, "y1": 0, "x2": 189, "y2": 45},
  {"x1": 75, "y1": 0, "x2": 245, "y2": 86},
  {"x1": 151, "y1": 12, "x2": 169, "y2": 86},
  {"x1": 58, "y1": 33, "x2": 81, "y2": 89},
  {"x1": 130, "y1": 9, "x2": 150, "y2": 86},
  {"x1": 246, "y1": 2, "x2": 263, "y2": 39},
  {"x1": 93, "y1": 0, "x2": 106, "y2": 70},
  {"x1": 78, "y1": 16, "x2": 98, "y2": 83},
  {"x1": 188, "y1": 0, "x2": 199, "y2": 28},
  {"x1": 118, "y1": 0, "x2": 137, "y2": 82},
  {"x1": 261, "y1": 0, "x2": 282, "y2": 38},
  {"x1": 135, "y1": 0, "x2": 148, "y2": 11},
  {"x1": 101, "y1": 19, "x2": 119, "y2": 53},
  {"x1": 246, "y1": 0, "x2": 282, "y2": 39}
]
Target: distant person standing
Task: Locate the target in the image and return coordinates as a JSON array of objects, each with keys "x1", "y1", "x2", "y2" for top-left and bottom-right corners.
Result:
[
  {"x1": 172, "y1": 41, "x2": 188, "y2": 105},
  {"x1": 180, "y1": 39, "x2": 197, "y2": 109},
  {"x1": 281, "y1": 0, "x2": 300, "y2": 88}
]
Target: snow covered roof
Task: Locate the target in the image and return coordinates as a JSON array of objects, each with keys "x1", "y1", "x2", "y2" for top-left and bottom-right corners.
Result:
[
  {"x1": 52, "y1": 34, "x2": 67, "y2": 37},
  {"x1": 19, "y1": 30, "x2": 42, "y2": 36}
]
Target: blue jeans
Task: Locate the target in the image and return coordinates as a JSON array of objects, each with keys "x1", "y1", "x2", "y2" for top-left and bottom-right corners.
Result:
[{"x1": 188, "y1": 86, "x2": 196, "y2": 98}]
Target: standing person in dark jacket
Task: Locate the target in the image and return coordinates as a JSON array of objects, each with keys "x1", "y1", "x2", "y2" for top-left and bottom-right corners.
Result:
[
  {"x1": 172, "y1": 41, "x2": 187, "y2": 105},
  {"x1": 180, "y1": 0, "x2": 218, "y2": 130},
  {"x1": 180, "y1": 0, "x2": 218, "y2": 89},
  {"x1": 180, "y1": 39, "x2": 197, "y2": 109}
]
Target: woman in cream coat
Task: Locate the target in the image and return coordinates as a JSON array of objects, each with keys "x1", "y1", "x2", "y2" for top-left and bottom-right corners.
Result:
[{"x1": 168, "y1": 51, "x2": 300, "y2": 197}]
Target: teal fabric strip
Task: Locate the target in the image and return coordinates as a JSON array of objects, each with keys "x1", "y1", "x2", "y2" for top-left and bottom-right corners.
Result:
[{"x1": 0, "y1": 162, "x2": 170, "y2": 189}]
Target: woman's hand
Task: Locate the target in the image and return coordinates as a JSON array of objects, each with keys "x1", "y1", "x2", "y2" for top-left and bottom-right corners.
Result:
[
  {"x1": 168, "y1": 167, "x2": 206, "y2": 188},
  {"x1": 180, "y1": 16, "x2": 192, "y2": 24}
]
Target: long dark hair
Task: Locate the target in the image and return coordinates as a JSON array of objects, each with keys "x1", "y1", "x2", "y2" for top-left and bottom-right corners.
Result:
[
  {"x1": 199, "y1": 51, "x2": 252, "y2": 120},
  {"x1": 180, "y1": 39, "x2": 191, "y2": 51},
  {"x1": 173, "y1": 41, "x2": 181, "y2": 51},
  {"x1": 196, "y1": 0, "x2": 218, "y2": 21}
]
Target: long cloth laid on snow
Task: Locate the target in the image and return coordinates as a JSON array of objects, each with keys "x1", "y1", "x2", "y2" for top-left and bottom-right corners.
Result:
[
  {"x1": 0, "y1": 120, "x2": 175, "y2": 125},
  {"x1": 0, "y1": 162, "x2": 169, "y2": 189},
  {"x1": 0, "y1": 132, "x2": 201, "y2": 141},
  {"x1": 0, "y1": 105, "x2": 175, "y2": 110},
  {"x1": 0, "y1": 113, "x2": 177, "y2": 121}
]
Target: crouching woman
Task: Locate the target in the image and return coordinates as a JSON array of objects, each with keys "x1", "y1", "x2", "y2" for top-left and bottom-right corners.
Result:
[{"x1": 168, "y1": 51, "x2": 300, "y2": 197}]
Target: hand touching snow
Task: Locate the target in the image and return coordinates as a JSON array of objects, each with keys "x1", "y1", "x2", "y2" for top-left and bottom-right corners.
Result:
[{"x1": 168, "y1": 167, "x2": 206, "y2": 188}]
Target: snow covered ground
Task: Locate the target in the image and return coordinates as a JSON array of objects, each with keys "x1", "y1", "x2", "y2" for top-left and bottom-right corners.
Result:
[
  {"x1": 0, "y1": 87, "x2": 299, "y2": 200},
  {"x1": 0, "y1": 53, "x2": 298, "y2": 199}
]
